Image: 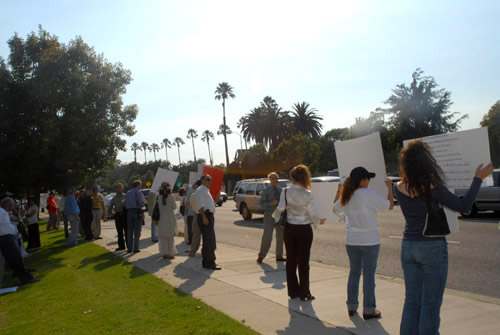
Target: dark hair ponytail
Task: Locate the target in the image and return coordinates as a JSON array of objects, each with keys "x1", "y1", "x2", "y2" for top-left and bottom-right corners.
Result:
[{"x1": 340, "y1": 177, "x2": 360, "y2": 206}]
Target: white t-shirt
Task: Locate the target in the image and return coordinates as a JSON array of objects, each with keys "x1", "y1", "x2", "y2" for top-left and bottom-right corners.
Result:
[
  {"x1": 333, "y1": 188, "x2": 390, "y2": 246},
  {"x1": 27, "y1": 205, "x2": 39, "y2": 225}
]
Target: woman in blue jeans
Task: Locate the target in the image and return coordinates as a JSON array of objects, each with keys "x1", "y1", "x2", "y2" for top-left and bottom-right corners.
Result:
[
  {"x1": 395, "y1": 140, "x2": 492, "y2": 335},
  {"x1": 333, "y1": 167, "x2": 394, "y2": 319}
]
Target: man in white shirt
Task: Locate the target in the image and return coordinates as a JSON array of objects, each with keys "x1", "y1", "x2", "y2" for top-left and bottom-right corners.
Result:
[
  {"x1": 195, "y1": 175, "x2": 220, "y2": 270},
  {"x1": 0, "y1": 197, "x2": 40, "y2": 284}
]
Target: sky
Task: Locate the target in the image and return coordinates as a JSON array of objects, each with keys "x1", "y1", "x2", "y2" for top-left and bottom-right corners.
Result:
[{"x1": 1, "y1": 0, "x2": 499, "y2": 166}]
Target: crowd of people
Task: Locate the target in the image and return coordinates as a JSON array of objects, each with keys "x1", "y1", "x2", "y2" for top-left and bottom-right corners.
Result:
[{"x1": 0, "y1": 140, "x2": 493, "y2": 335}]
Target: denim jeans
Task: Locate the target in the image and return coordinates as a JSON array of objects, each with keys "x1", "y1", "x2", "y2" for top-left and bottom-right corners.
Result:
[
  {"x1": 345, "y1": 244, "x2": 380, "y2": 314},
  {"x1": 400, "y1": 240, "x2": 448, "y2": 335},
  {"x1": 127, "y1": 209, "x2": 142, "y2": 251},
  {"x1": 66, "y1": 214, "x2": 79, "y2": 246}
]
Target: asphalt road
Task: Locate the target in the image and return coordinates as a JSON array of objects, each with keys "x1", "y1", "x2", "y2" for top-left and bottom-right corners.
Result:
[{"x1": 210, "y1": 200, "x2": 500, "y2": 299}]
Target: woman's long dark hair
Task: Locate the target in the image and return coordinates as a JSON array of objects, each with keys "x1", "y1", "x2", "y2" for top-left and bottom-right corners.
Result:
[
  {"x1": 340, "y1": 177, "x2": 360, "y2": 206},
  {"x1": 158, "y1": 182, "x2": 171, "y2": 205},
  {"x1": 399, "y1": 140, "x2": 444, "y2": 197}
]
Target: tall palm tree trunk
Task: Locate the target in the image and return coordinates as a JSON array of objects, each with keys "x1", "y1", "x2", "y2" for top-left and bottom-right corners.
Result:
[
  {"x1": 144, "y1": 151, "x2": 147, "y2": 163},
  {"x1": 177, "y1": 146, "x2": 181, "y2": 165},
  {"x1": 191, "y1": 138, "x2": 197, "y2": 163},
  {"x1": 222, "y1": 100, "x2": 230, "y2": 190},
  {"x1": 165, "y1": 147, "x2": 169, "y2": 162},
  {"x1": 133, "y1": 149, "x2": 137, "y2": 163},
  {"x1": 207, "y1": 140, "x2": 213, "y2": 166}
]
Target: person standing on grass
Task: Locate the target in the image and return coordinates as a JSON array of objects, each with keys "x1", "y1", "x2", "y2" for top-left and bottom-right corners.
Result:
[
  {"x1": 125, "y1": 180, "x2": 144, "y2": 253},
  {"x1": 257, "y1": 172, "x2": 285, "y2": 264},
  {"x1": 333, "y1": 167, "x2": 394, "y2": 320},
  {"x1": 59, "y1": 190, "x2": 69, "y2": 238},
  {"x1": 64, "y1": 188, "x2": 80, "y2": 247},
  {"x1": 91, "y1": 186, "x2": 106, "y2": 240},
  {"x1": 78, "y1": 189, "x2": 94, "y2": 241},
  {"x1": 153, "y1": 182, "x2": 177, "y2": 259},
  {"x1": 195, "y1": 175, "x2": 220, "y2": 270},
  {"x1": 0, "y1": 197, "x2": 40, "y2": 284},
  {"x1": 25, "y1": 197, "x2": 41, "y2": 249},
  {"x1": 109, "y1": 183, "x2": 127, "y2": 251},
  {"x1": 46, "y1": 191, "x2": 58, "y2": 231}
]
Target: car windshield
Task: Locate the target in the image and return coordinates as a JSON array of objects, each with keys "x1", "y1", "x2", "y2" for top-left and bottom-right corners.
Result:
[{"x1": 277, "y1": 180, "x2": 291, "y2": 188}]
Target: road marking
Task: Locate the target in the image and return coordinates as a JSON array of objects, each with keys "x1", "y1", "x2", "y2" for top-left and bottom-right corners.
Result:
[{"x1": 389, "y1": 236, "x2": 460, "y2": 244}]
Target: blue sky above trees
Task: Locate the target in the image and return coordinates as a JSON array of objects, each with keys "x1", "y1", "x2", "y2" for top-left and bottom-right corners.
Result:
[{"x1": 1, "y1": 0, "x2": 498, "y2": 165}]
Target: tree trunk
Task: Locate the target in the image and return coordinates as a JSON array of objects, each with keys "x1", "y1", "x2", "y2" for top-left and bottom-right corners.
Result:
[
  {"x1": 191, "y1": 138, "x2": 197, "y2": 163},
  {"x1": 222, "y1": 99, "x2": 230, "y2": 192}
]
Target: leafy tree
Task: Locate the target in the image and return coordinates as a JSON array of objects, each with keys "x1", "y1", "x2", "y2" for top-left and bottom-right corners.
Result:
[
  {"x1": 272, "y1": 133, "x2": 320, "y2": 175},
  {"x1": 151, "y1": 143, "x2": 162, "y2": 161},
  {"x1": 290, "y1": 102, "x2": 323, "y2": 138},
  {"x1": 201, "y1": 130, "x2": 215, "y2": 165},
  {"x1": 162, "y1": 138, "x2": 172, "y2": 163},
  {"x1": 240, "y1": 144, "x2": 272, "y2": 178},
  {"x1": 480, "y1": 100, "x2": 500, "y2": 167},
  {"x1": 381, "y1": 68, "x2": 467, "y2": 145},
  {"x1": 317, "y1": 128, "x2": 349, "y2": 173},
  {"x1": 141, "y1": 142, "x2": 150, "y2": 163},
  {"x1": 130, "y1": 142, "x2": 141, "y2": 163},
  {"x1": 0, "y1": 27, "x2": 137, "y2": 197},
  {"x1": 186, "y1": 128, "x2": 198, "y2": 163},
  {"x1": 214, "y1": 82, "x2": 235, "y2": 174},
  {"x1": 174, "y1": 137, "x2": 185, "y2": 165}
]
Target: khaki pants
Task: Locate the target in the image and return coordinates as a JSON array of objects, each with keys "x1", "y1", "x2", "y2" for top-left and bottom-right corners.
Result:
[{"x1": 92, "y1": 209, "x2": 102, "y2": 238}]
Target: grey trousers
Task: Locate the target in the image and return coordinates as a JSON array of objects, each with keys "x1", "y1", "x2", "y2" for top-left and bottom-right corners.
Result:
[
  {"x1": 258, "y1": 211, "x2": 284, "y2": 259},
  {"x1": 66, "y1": 214, "x2": 79, "y2": 246},
  {"x1": 189, "y1": 214, "x2": 201, "y2": 256}
]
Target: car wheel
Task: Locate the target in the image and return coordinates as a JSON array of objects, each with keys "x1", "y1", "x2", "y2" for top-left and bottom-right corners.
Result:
[
  {"x1": 461, "y1": 203, "x2": 478, "y2": 218},
  {"x1": 241, "y1": 203, "x2": 252, "y2": 220}
]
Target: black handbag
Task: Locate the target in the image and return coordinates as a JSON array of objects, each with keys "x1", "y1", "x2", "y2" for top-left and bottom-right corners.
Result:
[
  {"x1": 152, "y1": 202, "x2": 160, "y2": 221},
  {"x1": 423, "y1": 193, "x2": 450, "y2": 237},
  {"x1": 278, "y1": 189, "x2": 288, "y2": 227}
]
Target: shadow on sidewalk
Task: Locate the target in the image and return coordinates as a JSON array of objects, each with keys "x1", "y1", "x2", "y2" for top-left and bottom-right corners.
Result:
[
  {"x1": 258, "y1": 263, "x2": 286, "y2": 290},
  {"x1": 343, "y1": 314, "x2": 389, "y2": 335}
]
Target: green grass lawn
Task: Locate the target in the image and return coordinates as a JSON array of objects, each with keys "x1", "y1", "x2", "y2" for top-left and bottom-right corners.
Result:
[{"x1": 0, "y1": 221, "x2": 258, "y2": 335}]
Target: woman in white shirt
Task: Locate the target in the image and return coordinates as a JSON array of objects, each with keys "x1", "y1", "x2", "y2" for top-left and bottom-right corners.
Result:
[
  {"x1": 333, "y1": 167, "x2": 393, "y2": 320},
  {"x1": 273, "y1": 164, "x2": 325, "y2": 301}
]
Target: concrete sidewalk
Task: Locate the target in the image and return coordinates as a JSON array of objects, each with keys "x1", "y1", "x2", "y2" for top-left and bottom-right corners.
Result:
[{"x1": 94, "y1": 220, "x2": 500, "y2": 335}]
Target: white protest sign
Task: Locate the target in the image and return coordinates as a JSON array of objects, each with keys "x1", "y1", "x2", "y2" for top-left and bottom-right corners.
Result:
[
  {"x1": 189, "y1": 172, "x2": 198, "y2": 187},
  {"x1": 403, "y1": 127, "x2": 492, "y2": 233},
  {"x1": 311, "y1": 182, "x2": 341, "y2": 223},
  {"x1": 335, "y1": 132, "x2": 388, "y2": 198},
  {"x1": 150, "y1": 168, "x2": 179, "y2": 194},
  {"x1": 197, "y1": 164, "x2": 205, "y2": 180},
  {"x1": 403, "y1": 127, "x2": 493, "y2": 190}
]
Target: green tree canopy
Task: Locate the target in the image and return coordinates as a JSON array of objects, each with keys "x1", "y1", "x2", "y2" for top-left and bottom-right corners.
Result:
[
  {"x1": 0, "y1": 27, "x2": 137, "y2": 196},
  {"x1": 480, "y1": 100, "x2": 500, "y2": 167},
  {"x1": 381, "y1": 68, "x2": 467, "y2": 145}
]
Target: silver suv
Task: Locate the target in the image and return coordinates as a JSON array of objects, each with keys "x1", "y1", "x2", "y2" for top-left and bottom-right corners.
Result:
[{"x1": 234, "y1": 178, "x2": 291, "y2": 220}]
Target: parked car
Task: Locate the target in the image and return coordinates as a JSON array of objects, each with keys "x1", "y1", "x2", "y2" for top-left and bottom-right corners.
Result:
[
  {"x1": 311, "y1": 176, "x2": 341, "y2": 183},
  {"x1": 216, "y1": 192, "x2": 227, "y2": 207},
  {"x1": 455, "y1": 169, "x2": 500, "y2": 217},
  {"x1": 234, "y1": 178, "x2": 291, "y2": 220},
  {"x1": 232, "y1": 181, "x2": 242, "y2": 199},
  {"x1": 140, "y1": 188, "x2": 151, "y2": 211}
]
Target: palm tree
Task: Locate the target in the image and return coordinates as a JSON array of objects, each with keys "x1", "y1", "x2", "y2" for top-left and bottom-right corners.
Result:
[
  {"x1": 162, "y1": 138, "x2": 172, "y2": 163},
  {"x1": 238, "y1": 96, "x2": 291, "y2": 151},
  {"x1": 186, "y1": 128, "x2": 198, "y2": 163},
  {"x1": 151, "y1": 143, "x2": 162, "y2": 161},
  {"x1": 290, "y1": 102, "x2": 323, "y2": 138},
  {"x1": 174, "y1": 137, "x2": 185, "y2": 165},
  {"x1": 217, "y1": 124, "x2": 232, "y2": 136},
  {"x1": 201, "y1": 130, "x2": 215, "y2": 165},
  {"x1": 215, "y1": 82, "x2": 235, "y2": 190},
  {"x1": 141, "y1": 141, "x2": 150, "y2": 163},
  {"x1": 130, "y1": 142, "x2": 141, "y2": 163}
]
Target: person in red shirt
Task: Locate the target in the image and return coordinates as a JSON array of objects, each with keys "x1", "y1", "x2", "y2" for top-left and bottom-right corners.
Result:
[{"x1": 46, "y1": 191, "x2": 59, "y2": 231}]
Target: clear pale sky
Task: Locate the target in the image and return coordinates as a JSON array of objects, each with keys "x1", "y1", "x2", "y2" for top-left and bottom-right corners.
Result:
[{"x1": 2, "y1": 0, "x2": 499, "y2": 166}]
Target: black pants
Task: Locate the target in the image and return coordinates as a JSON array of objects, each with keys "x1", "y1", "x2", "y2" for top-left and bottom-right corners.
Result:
[
  {"x1": 186, "y1": 215, "x2": 194, "y2": 243},
  {"x1": 0, "y1": 234, "x2": 34, "y2": 283},
  {"x1": 27, "y1": 223, "x2": 41, "y2": 249},
  {"x1": 80, "y1": 214, "x2": 93, "y2": 240},
  {"x1": 114, "y1": 212, "x2": 127, "y2": 249},
  {"x1": 197, "y1": 211, "x2": 216, "y2": 267},
  {"x1": 284, "y1": 223, "x2": 313, "y2": 298}
]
